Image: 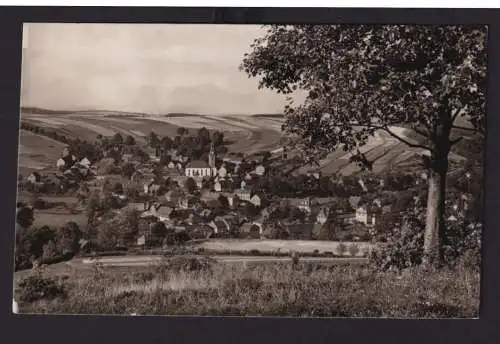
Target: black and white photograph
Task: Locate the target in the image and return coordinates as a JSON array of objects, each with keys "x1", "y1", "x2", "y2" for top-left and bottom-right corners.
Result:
[{"x1": 13, "y1": 22, "x2": 486, "y2": 318}]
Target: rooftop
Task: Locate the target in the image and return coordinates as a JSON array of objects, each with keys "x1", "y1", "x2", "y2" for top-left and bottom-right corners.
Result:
[{"x1": 186, "y1": 160, "x2": 210, "y2": 168}]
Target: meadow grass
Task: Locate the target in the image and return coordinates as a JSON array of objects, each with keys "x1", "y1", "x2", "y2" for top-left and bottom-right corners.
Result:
[{"x1": 15, "y1": 259, "x2": 480, "y2": 318}]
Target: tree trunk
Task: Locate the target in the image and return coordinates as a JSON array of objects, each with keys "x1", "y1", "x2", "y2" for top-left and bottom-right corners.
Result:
[{"x1": 423, "y1": 134, "x2": 450, "y2": 266}]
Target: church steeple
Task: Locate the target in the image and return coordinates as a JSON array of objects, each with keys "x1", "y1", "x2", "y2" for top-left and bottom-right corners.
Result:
[{"x1": 208, "y1": 141, "x2": 216, "y2": 168}]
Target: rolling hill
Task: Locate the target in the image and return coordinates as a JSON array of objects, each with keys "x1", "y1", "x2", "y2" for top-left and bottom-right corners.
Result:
[{"x1": 18, "y1": 109, "x2": 472, "y2": 177}]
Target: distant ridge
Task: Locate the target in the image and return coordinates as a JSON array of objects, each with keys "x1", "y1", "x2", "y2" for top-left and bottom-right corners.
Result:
[
  {"x1": 20, "y1": 107, "x2": 73, "y2": 115},
  {"x1": 252, "y1": 114, "x2": 284, "y2": 118},
  {"x1": 21, "y1": 107, "x2": 283, "y2": 118}
]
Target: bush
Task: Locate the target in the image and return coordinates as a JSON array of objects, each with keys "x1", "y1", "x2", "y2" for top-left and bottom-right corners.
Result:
[
  {"x1": 348, "y1": 243, "x2": 360, "y2": 257},
  {"x1": 370, "y1": 206, "x2": 482, "y2": 271},
  {"x1": 370, "y1": 212, "x2": 424, "y2": 271},
  {"x1": 337, "y1": 242, "x2": 347, "y2": 256},
  {"x1": 18, "y1": 275, "x2": 67, "y2": 302}
]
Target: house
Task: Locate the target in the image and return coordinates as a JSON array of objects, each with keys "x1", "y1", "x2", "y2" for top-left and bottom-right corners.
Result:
[
  {"x1": 154, "y1": 205, "x2": 174, "y2": 222},
  {"x1": 222, "y1": 157, "x2": 243, "y2": 165},
  {"x1": 316, "y1": 208, "x2": 330, "y2": 225},
  {"x1": 208, "y1": 218, "x2": 231, "y2": 234},
  {"x1": 338, "y1": 212, "x2": 356, "y2": 224},
  {"x1": 255, "y1": 165, "x2": 266, "y2": 176},
  {"x1": 136, "y1": 235, "x2": 146, "y2": 246},
  {"x1": 214, "y1": 181, "x2": 222, "y2": 192},
  {"x1": 79, "y1": 157, "x2": 91, "y2": 168},
  {"x1": 185, "y1": 143, "x2": 217, "y2": 178},
  {"x1": 286, "y1": 197, "x2": 312, "y2": 213},
  {"x1": 27, "y1": 172, "x2": 42, "y2": 184},
  {"x1": 127, "y1": 202, "x2": 148, "y2": 212},
  {"x1": 56, "y1": 158, "x2": 66, "y2": 170},
  {"x1": 349, "y1": 196, "x2": 361, "y2": 210},
  {"x1": 218, "y1": 166, "x2": 228, "y2": 178},
  {"x1": 250, "y1": 194, "x2": 262, "y2": 207},
  {"x1": 143, "y1": 180, "x2": 155, "y2": 194},
  {"x1": 178, "y1": 196, "x2": 198, "y2": 209},
  {"x1": 188, "y1": 224, "x2": 214, "y2": 239},
  {"x1": 240, "y1": 222, "x2": 261, "y2": 238},
  {"x1": 122, "y1": 153, "x2": 134, "y2": 162},
  {"x1": 236, "y1": 188, "x2": 252, "y2": 202},
  {"x1": 355, "y1": 205, "x2": 378, "y2": 226},
  {"x1": 185, "y1": 160, "x2": 217, "y2": 178}
]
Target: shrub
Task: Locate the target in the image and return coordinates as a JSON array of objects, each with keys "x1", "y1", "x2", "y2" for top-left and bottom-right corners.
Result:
[
  {"x1": 369, "y1": 212, "x2": 424, "y2": 271},
  {"x1": 337, "y1": 242, "x2": 347, "y2": 256},
  {"x1": 18, "y1": 275, "x2": 67, "y2": 302},
  {"x1": 348, "y1": 243, "x2": 360, "y2": 257},
  {"x1": 370, "y1": 205, "x2": 482, "y2": 271}
]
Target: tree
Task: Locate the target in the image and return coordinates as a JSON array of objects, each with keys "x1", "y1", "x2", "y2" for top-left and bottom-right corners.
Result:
[
  {"x1": 148, "y1": 131, "x2": 160, "y2": 149},
  {"x1": 151, "y1": 222, "x2": 168, "y2": 240},
  {"x1": 184, "y1": 177, "x2": 197, "y2": 194},
  {"x1": 241, "y1": 25, "x2": 486, "y2": 266},
  {"x1": 125, "y1": 135, "x2": 136, "y2": 146},
  {"x1": 113, "y1": 182, "x2": 124, "y2": 195},
  {"x1": 59, "y1": 221, "x2": 81, "y2": 254},
  {"x1": 212, "y1": 131, "x2": 224, "y2": 147},
  {"x1": 86, "y1": 191, "x2": 102, "y2": 237},
  {"x1": 120, "y1": 210, "x2": 140, "y2": 244},
  {"x1": 198, "y1": 127, "x2": 211, "y2": 146},
  {"x1": 16, "y1": 204, "x2": 34, "y2": 229},
  {"x1": 161, "y1": 136, "x2": 173, "y2": 151},
  {"x1": 122, "y1": 162, "x2": 136, "y2": 179},
  {"x1": 177, "y1": 127, "x2": 188, "y2": 136},
  {"x1": 112, "y1": 133, "x2": 123, "y2": 145},
  {"x1": 218, "y1": 194, "x2": 230, "y2": 209}
]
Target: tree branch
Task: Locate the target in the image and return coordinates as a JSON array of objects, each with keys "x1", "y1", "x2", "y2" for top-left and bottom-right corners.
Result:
[
  {"x1": 347, "y1": 122, "x2": 432, "y2": 151},
  {"x1": 381, "y1": 126, "x2": 433, "y2": 151},
  {"x1": 452, "y1": 125, "x2": 481, "y2": 133}
]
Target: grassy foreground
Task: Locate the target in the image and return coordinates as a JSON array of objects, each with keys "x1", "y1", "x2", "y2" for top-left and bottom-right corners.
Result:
[{"x1": 14, "y1": 259, "x2": 480, "y2": 318}]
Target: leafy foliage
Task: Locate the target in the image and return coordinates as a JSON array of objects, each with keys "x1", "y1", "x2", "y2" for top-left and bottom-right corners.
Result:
[
  {"x1": 18, "y1": 274, "x2": 67, "y2": 302},
  {"x1": 241, "y1": 24, "x2": 487, "y2": 265}
]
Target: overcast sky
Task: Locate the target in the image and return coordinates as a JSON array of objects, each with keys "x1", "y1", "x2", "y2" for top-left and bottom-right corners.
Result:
[{"x1": 21, "y1": 23, "x2": 294, "y2": 115}]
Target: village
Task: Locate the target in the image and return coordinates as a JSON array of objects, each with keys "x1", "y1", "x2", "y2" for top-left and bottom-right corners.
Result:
[{"x1": 15, "y1": 122, "x2": 476, "y2": 261}]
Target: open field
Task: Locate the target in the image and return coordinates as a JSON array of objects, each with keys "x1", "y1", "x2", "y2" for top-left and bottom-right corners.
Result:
[
  {"x1": 32, "y1": 211, "x2": 87, "y2": 229},
  {"x1": 19, "y1": 110, "x2": 465, "y2": 176},
  {"x1": 194, "y1": 239, "x2": 372, "y2": 257},
  {"x1": 17, "y1": 129, "x2": 67, "y2": 175},
  {"x1": 14, "y1": 261, "x2": 479, "y2": 317}
]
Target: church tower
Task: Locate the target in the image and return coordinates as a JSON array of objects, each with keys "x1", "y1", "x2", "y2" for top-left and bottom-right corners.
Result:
[{"x1": 208, "y1": 142, "x2": 216, "y2": 168}]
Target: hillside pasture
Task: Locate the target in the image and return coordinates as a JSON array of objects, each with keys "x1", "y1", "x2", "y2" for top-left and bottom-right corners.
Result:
[
  {"x1": 17, "y1": 130, "x2": 67, "y2": 175},
  {"x1": 18, "y1": 112, "x2": 468, "y2": 177}
]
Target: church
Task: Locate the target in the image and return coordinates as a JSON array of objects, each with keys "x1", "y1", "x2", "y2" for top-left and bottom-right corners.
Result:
[{"x1": 184, "y1": 142, "x2": 218, "y2": 178}]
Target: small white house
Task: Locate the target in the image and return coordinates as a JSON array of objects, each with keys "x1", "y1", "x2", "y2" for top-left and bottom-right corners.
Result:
[
  {"x1": 56, "y1": 158, "x2": 66, "y2": 170},
  {"x1": 214, "y1": 181, "x2": 222, "y2": 192},
  {"x1": 355, "y1": 206, "x2": 377, "y2": 226},
  {"x1": 250, "y1": 194, "x2": 261, "y2": 207},
  {"x1": 316, "y1": 208, "x2": 329, "y2": 224},
  {"x1": 218, "y1": 166, "x2": 228, "y2": 178},
  {"x1": 255, "y1": 165, "x2": 266, "y2": 176},
  {"x1": 79, "y1": 157, "x2": 91, "y2": 168}
]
